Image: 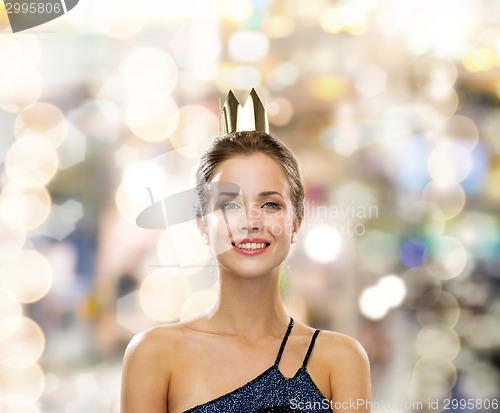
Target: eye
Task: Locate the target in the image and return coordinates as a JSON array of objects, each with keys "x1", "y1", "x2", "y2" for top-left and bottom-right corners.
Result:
[
  {"x1": 262, "y1": 201, "x2": 281, "y2": 210},
  {"x1": 221, "y1": 202, "x2": 241, "y2": 211}
]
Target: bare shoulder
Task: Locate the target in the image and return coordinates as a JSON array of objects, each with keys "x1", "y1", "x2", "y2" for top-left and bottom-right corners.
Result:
[
  {"x1": 124, "y1": 324, "x2": 181, "y2": 363},
  {"x1": 121, "y1": 324, "x2": 187, "y2": 413},
  {"x1": 315, "y1": 330, "x2": 370, "y2": 367},
  {"x1": 314, "y1": 330, "x2": 371, "y2": 409}
]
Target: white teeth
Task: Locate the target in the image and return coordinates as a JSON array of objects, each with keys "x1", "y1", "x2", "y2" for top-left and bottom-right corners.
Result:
[{"x1": 236, "y1": 242, "x2": 268, "y2": 250}]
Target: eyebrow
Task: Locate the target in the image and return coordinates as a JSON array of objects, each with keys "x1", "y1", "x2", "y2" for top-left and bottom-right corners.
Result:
[
  {"x1": 217, "y1": 191, "x2": 239, "y2": 198},
  {"x1": 216, "y1": 191, "x2": 284, "y2": 198},
  {"x1": 258, "y1": 191, "x2": 284, "y2": 198}
]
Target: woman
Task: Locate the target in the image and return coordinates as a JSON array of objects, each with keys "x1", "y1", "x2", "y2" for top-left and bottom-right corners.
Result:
[{"x1": 121, "y1": 115, "x2": 371, "y2": 412}]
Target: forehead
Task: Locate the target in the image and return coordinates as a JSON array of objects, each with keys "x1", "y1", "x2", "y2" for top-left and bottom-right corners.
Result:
[{"x1": 211, "y1": 153, "x2": 289, "y2": 196}]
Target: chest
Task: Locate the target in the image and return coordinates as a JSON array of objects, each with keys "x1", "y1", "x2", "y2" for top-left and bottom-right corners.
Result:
[{"x1": 166, "y1": 335, "x2": 330, "y2": 413}]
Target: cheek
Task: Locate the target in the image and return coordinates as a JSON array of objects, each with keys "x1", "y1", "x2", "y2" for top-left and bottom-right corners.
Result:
[
  {"x1": 265, "y1": 213, "x2": 294, "y2": 238},
  {"x1": 206, "y1": 212, "x2": 229, "y2": 238}
]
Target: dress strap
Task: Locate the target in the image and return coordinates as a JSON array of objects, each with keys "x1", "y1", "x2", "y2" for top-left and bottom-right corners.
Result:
[
  {"x1": 302, "y1": 329, "x2": 320, "y2": 368},
  {"x1": 274, "y1": 317, "x2": 294, "y2": 367}
]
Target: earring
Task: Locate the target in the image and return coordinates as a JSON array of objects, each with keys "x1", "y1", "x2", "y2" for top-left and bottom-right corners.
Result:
[
  {"x1": 291, "y1": 233, "x2": 297, "y2": 244},
  {"x1": 202, "y1": 233, "x2": 209, "y2": 245}
]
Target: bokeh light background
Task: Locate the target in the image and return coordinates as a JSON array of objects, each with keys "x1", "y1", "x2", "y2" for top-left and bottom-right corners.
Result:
[{"x1": 1, "y1": 0, "x2": 500, "y2": 411}]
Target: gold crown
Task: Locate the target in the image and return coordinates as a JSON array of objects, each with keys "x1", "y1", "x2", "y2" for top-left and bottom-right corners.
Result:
[{"x1": 220, "y1": 88, "x2": 269, "y2": 134}]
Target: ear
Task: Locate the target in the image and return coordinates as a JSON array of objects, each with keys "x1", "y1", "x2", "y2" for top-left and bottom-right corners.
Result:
[
  {"x1": 197, "y1": 217, "x2": 210, "y2": 245},
  {"x1": 293, "y1": 217, "x2": 302, "y2": 234}
]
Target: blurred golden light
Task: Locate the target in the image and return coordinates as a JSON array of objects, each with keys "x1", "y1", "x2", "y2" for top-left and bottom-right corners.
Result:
[
  {"x1": 114, "y1": 144, "x2": 141, "y2": 169},
  {"x1": 169, "y1": 105, "x2": 219, "y2": 152},
  {"x1": 156, "y1": 230, "x2": 185, "y2": 270},
  {"x1": 5, "y1": 136, "x2": 59, "y2": 188},
  {"x1": 483, "y1": 111, "x2": 500, "y2": 154},
  {"x1": 115, "y1": 160, "x2": 168, "y2": 223},
  {"x1": 0, "y1": 317, "x2": 45, "y2": 368},
  {"x1": 125, "y1": 92, "x2": 179, "y2": 142},
  {"x1": 427, "y1": 141, "x2": 471, "y2": 186},
  {"x1": 0, "y1": 36, "x2": 43, "y2": 112},
  {"x1": 14, "y1": 103, "x2": 67, "y2": 149},
  {"x1": 379, "y1": 275, "x2": 407, "y2": 308},
  {"x1": 121, "y1": 47, "x2": 178, "y2": 95},
  {"x1": 267, "y1": 97, "x2": 294, "y2": 127},
  {"x1": 320, "y1": 5, "x2": 368, "y2": 34},
  {"x1": 359, "y1": 286, "x2": 388, "y2": 320},
  {"x1": 170, "y1": 223, "x2": 213, "y2": 268},
  {"x1": 416, "y1": 326, "x2": 460, "y2": 361},
  {"x1": 408, "y1": 357, "x2": 457, "y2": 402},
  {"x1": 0, "y1": 250, "x2": 53, "y2": 304},
  {"x1": 485, "y1": 162, "x2": 500, "y2": 202},
  {"x1": 93, "y1": 0, "x2": 144, "y2": 38},
  {"x1": 267, "y1": 63, "x2": 300, "y2": 89},
  {"x1": 462, "y1": 48, "x2": 496, "y2": 72},
  {"x1": 0, "y1": 64, "x2": 42, "y2": 113},
  {"x1": 413, "y1": 54, "x2": 458, "y2": 94},
  {"x1": 169, "y1": 24, "x2": 221, "y2": 82},
  {"x1": 359, "y1": 275, "x2": 406, "y2": 320},
  {"x1": 216, "y1": 65, "x2": 262, "y2": 92},
  {"x1": 0, "y1": 292, "x2": 23, "y2": 340},
  {"x1": 220, "y1": 0, "x2": 253, "y2": 22},
  {"x1": 228, "y1": 31, "x2": 270, "y2": 63},
  {"x1": 304, "y1": 226, "x2": 342, "y2": 264},
  {"x1": 0, "y1": 222, "x2": 26, "y2": 260},
  {"x1": 157, "y1": 226, "x2": 211, "y2": 272},
  {"x1": 415, "y1": 90, "x2": 459, "y2": 121},
  {"x1": 414, "y1": 358, "x2": 458, "y2": 390},
  {"x1": 416, "y1": 291, "x2": 461, "y2": 330},
  {"x1": 354, "y1": 65, "x2": 387, "y2": 98},
  {"x1": 424, "y1": 236, "x2": 468, "y2": 280},
  {"x1": 309, "y1": 76, "x2": 350, "y2": 101},
  {"x1": 0, "y1": 403, "x2": 41, "y2": 412},
  {"x1": 437, "y1": 115, "x2": 479, "y2": 151},
  {"x1": 122, "y1": 161, "x2": 167, "y2": 193},
  {"x1": 0, "y1": 184, "x2": 51, "y2": 231},
  {"x1": 180, "y1": 289, "x2": 217, "y2": 321},
  {"x1": 0, "y1": 35, "x2": 42, "y2": 67},
  {"x1": 0, "y1": 361, "x2": 45, "y2": 408},
  {"x1": 264, "y1": 15, "x2": 296, "y2": 38},
  {"x1": 421, "y1": 182, "x2": 466, "y2": 220},
  {"x1": 139, "y1": 269, "x2": 192, "y2": 322}
]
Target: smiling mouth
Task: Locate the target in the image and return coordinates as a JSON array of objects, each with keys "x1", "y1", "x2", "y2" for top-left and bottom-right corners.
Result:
[{"x1": 232, "y1": 242, "x2": 270, "y2": 251}]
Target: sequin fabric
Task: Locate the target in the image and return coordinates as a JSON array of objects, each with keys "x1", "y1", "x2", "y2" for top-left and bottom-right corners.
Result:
[{"x1": 183, "y1": 319, "x2": 332, "y2": 413}]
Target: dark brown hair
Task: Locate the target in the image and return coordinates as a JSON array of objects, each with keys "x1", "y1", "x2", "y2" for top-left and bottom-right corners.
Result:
[{"x1": 194, "y1": 131, "x2": 304, "y2": 225}]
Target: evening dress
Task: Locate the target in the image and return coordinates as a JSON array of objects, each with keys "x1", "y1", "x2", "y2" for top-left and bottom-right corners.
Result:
[{"x1": 182, "y1": 318, "x2": 333, "y2": 413}]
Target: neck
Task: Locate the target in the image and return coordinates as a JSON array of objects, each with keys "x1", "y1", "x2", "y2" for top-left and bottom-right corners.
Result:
[{"x1": 206, "y1": 269, "x2": 289, "y2": 339}]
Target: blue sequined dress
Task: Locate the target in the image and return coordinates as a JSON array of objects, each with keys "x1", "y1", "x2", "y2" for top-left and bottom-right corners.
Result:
[{"x1": 183, "y1": 318, "x2": 333, "y2": 413}]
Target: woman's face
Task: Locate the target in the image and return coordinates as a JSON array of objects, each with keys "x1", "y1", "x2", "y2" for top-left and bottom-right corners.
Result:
[{"x1": 201, "y1": 153, "x2": 297, "y2": 278}]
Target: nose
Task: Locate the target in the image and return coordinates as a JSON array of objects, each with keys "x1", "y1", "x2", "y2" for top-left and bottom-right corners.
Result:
[
  {"x1": 241, "y1": 224, "x2": 260, "y2": 232},
  {"x1": 240, "y1": 203, "x2": 261, "y2": 233}
]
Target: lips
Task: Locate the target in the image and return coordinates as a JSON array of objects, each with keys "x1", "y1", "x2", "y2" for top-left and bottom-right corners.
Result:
[{"x1": 231, "y1": 238, "x2": 270, "y2": 253}]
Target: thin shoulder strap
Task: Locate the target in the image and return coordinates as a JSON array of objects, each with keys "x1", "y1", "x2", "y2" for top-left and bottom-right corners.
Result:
[
  {"x1": 302, "y1": 329, "x2": 320, "y2": 368},
  {"x1": 274, "y1": 318, "x2": 294, "y2": 366}
]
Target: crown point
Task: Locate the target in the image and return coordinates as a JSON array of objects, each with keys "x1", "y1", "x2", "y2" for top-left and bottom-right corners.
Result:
[{"x1": 220, "y1": 88, "x2": 269, "y2": 134}]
